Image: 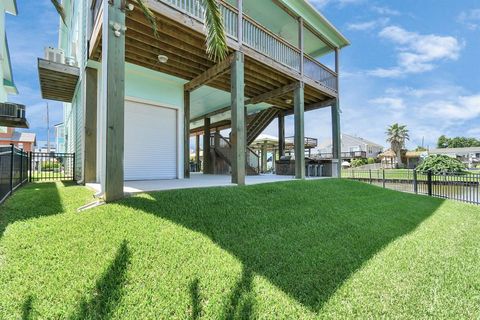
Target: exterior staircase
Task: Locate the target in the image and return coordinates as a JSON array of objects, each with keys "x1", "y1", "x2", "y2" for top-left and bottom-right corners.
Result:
[
  {"x1": 212, "y1": 132, "x2": 260, "y2": 175},
  {"x1": 246, "y1": 108, "x2": 279, "y2": 146}
]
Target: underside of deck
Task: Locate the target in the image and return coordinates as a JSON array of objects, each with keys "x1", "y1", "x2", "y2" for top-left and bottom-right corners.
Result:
[{"x1": 88, "y1": 1, "x2": 336, "y2": 117}]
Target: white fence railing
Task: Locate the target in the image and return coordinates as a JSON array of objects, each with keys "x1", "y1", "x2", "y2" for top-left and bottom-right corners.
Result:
[{"x1": 157, "y1": 0, "x2": 338, "y2": 92}]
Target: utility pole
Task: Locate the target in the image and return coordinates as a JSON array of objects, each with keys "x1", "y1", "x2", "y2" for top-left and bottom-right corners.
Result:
[{"x1": 46, "y1": 102, "x2": 50, "y2": 153}]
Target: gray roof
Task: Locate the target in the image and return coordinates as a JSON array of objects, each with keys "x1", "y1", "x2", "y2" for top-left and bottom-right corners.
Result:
[
  {"x1": 0, "y1": 131, "x2": 36, "y2": 143},
  {"x1": 430, "y1": 147, "x2": 480, "y2": 154},
  {"x1": 319, "y1": 133, "x2": 384, "y2": 149}
]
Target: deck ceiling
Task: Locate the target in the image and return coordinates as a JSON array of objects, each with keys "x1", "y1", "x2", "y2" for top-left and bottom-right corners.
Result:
[
  {"x1": 89, "y1": 2, "x2": 333, "y2": 114},
  {"x1": 38, "y1": 59, "x2": 80, "y2": 103}
]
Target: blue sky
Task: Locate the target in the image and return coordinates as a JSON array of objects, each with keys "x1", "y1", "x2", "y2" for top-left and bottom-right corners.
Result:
[{"x1": 6, "y1": 0, "x2": 480, "y2": 149}]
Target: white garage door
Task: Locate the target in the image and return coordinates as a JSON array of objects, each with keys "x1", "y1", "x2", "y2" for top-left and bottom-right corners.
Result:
[{"x1": 124, "y1": 100, "x2": 177, "y2": 180}]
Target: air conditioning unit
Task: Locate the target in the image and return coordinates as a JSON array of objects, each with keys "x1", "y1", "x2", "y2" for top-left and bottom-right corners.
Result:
[{"x1": 44, "y1": 47, "x2": 65, "y2": 64}]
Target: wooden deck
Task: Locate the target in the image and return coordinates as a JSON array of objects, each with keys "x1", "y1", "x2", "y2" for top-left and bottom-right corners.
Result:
[
  {"x1": 88, "y1": 0, "x2": 337, "y2": 114},
  {"x1": 38, "y1": 58, "x2": 80, "y2": 102}
]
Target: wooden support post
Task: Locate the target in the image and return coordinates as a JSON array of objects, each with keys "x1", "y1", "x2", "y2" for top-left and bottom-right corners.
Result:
[
  {"x1": 237, "y1": 0, "x2": 243, "y2": 46},
  {"x1": 203, "y1": 118, "x2": 211, "y2": 174},
  {"x1": 84, "y1": 67, "x2": 98, "y2": 183},
  {"x1": 231, "y1": 51, "x2": 246, "y2": 185},
  {"x1": 213, "y1": 128, "x2": 220, "y2": 174},
  {"x1": 299, "y1": 17, "x2": 304, "y2": 76},
  {"x1": 331, "y1": 48, "x2": 342, "y2": 178},
  {"x1": 261, "y1": 142, "x2": 267, "y2": 173},
  {"x1": 102, "y1": 0, "x2": 125, "y2": 202},
  {"x1": 278, "y1": 111, "x2": 285, "y2": 157},
  {"x1": 184, "y1": 90, "x2": 190, "y2": 178},
  {"x1": 294, "y1": 82, "x2": 305, "y2": 179},
  {"x1": 195, "y1": 134, "x2": 200, "y2": 172}
]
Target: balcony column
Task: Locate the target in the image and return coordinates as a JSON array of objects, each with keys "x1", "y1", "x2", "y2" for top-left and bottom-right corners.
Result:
[
  {"x1": 298, "y1": 17, "x2": 304, "y2": 76},
  {"x1": 100, "y1": 0, "x2": 125, "y2": 202},
  {"x1": 184, "y1": 90, "x2": 190, "y2": 178},
  {"x1": 84, "y1": 67, "x2": 97, "y2": 183},
  {"x1": 195, "y1": 134, "x2": 201, "y2": 172},
  {"x1": 331, "y1": 48, "x2": 342, "y2": 178},
  {"x1": 231, "y1": 51, "x2": 246, "y2": 185},
  {"x1": 278, "y1": 111, "x2": 285, "y2": 157},
  {"x1": 294, "y1": 82, "x2": 305, "y2": 179},
  {"x1": 203, "y1": 117, "x2": 211, "y2": 174}
]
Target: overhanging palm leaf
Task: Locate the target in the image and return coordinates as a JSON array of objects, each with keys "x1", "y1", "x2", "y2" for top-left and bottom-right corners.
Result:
[
  {"x1": 51, "y1": 0, "x2": 66, "y2": 25},
  {"x1": 202, "y1": 0, "x2": 228, "y2": 61},
  {"x1": 135, "y1": 0, "x2": 159, "y2": 39}
]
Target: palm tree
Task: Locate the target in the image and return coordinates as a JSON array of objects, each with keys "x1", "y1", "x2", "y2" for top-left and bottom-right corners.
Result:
[
  {"x1": 50, "y1": 0, "x2": 228, "y2": 61},
  {"x1": 386, "y1": 123, "x2": 409, "y2": 168}
]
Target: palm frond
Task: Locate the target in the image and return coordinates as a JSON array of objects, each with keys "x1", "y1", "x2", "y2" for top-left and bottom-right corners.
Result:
[
  {"x1": 202, "y1": 0, "x2": 228, "y2": 61},
  {"x1": 51, "y1": 0, "x2": 67, "y2": 25},
  {"x1": 135, "y1": 0, "x2": 159, "y2": 39}
]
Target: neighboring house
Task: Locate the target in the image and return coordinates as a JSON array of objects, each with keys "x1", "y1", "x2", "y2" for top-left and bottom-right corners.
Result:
[
  {"x1": 37, "y1": 0, "x2": 349, "y2": 200},
  {"x1": 319, "y1": 133, "x2": 384, "y2": 160},
  {"x1": 0, "y1": 0, "x2": 28, "y2": 129},
  {"x1": 54, "y1": 123, "x2": 65, "y2": 153},
  {"x1": 429, "y1": 147, "x2": 480, "y2": 169},
  {"x1": 0, "y1": 127, "x2": 36, "y2": 151},
  {"x1": 35, "y1": 142, "x2": 56, "y2": 153}
]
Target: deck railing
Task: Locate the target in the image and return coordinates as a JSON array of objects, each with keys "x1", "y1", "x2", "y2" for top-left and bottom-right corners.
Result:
[{"x1": 157, "y1": 0, "x2": 338, "y2": 92}]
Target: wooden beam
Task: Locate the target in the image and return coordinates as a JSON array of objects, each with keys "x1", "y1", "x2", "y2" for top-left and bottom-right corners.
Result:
[
  {"x1": 278, "y1": 111, "x2": 285, "y2": 157},
  {"x1": 305, "y1": 98, "x2": 336, "y2": 111},
  {"x1": 190, "y1": 106, "x2": 231, "y2": 123},
  {"x1": 294, "y1": 82, "x2": 305, "y2": 179},
  {"x1": 245, "y1": 82, "x2": 299, "y2": 105},
  {"x1": 184, "y1": 54, "x2": 235, "y2": 92},
  {"x1": 231, "y1": 51, "x2": 246, "y2": 185},
  {"x1": 84, "y1": 67, "x2": 98, "y2": 183},
  {"x1": 184, "y1": 90, "x2": 190, "y2": 178},
  {"x1": 203, "y1": 118, "x2": 211, "y2": 174},
  {"x1": 102, "y1": 0, "x2": 125, "y2": 202}
]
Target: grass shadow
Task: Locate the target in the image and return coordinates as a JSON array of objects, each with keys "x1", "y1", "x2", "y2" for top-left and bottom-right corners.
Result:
[
  {"x1": 118, "y1": 179, "x2": 444, "y2": 312},
  {"x1": 70, "y1": 239, "x2": 131, "y2": 319},
  {"x1": 189, "y1": 278, "x2": 201, "y2": 319},
  {"x1": 21, "y1": 295, "x2": 34, "y2": 320},
  {"x1": 0, "y1": 182, "x2": 64, "y2": 238},
  {"x1": 224, "y1": 268, "x2": 254, "y2": 320}
]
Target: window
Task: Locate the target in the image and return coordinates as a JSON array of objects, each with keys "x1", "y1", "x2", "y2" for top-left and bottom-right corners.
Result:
[{"x1": 0, "y1": 127, "x2": 7, "y2": 133}]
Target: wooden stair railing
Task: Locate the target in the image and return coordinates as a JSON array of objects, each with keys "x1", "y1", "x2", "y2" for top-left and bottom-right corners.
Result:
[
  {"x1": 246, "y1": 108, "x2": 279, "y2": 145},
  {"x1": 211, "y1": 132, "x2": 260, "y2": 175}
]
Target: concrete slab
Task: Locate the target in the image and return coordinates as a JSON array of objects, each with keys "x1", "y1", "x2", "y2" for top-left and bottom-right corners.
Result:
[{"x1": 86, "y1": 173, "x2": 327, "y2": 194}]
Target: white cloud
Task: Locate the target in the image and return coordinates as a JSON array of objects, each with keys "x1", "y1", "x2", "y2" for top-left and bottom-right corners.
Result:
[
  {"x1": 423, "y1": 95, "x2": 480, "y2": 121},
  {"x1": 457, "y1": 9, "x2": 480, "y2": 30},
  {"x1": 370, "y1": 97, "x2": 405, "y2": 110},
  {"x1": 371, "y1": 5, "x2": 400, "y2": 16},
  {"x1": 368, "y1": 26, "x2": 462, "y2": 78},
  {"x1": 347, "y1": 18, "x2": 389, "y2": 31}
]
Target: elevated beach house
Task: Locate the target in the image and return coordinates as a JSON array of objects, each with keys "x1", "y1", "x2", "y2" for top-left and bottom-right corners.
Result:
[{"x1": 38, "y1": 0, "x2": 349, "y2": 201}]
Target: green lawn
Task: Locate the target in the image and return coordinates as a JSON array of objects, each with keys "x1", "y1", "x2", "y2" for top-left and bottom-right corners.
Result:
[{"x1": 0, "y1": 180, "x2": 479, "y2": 319}]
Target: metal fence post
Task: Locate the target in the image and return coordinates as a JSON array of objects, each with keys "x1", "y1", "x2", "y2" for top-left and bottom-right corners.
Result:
[
  {"x1": 72, "y1": 153, "x2": 76, "y2": 181},
  {"x1": 9, "y1": 144, "x2": 14, "y2": 193},
  {"x1": 19, "y1": 149, "x2": 23, "y2": 184},
  {"x1": 382, "y1": 169, "x2": 385, "y2": 188},
  {"x1": 413, "y1": 169, "x2": 418, "y2": 194},
  {"x1": 28, "y1": 151, "x2": 32, "y2": 182},
  {"x1": 427, "y1": 170, "x2": 433, "y2": 196},
  {"x1": 369, "y1": 169, "x2": 372, "y2": 184}
]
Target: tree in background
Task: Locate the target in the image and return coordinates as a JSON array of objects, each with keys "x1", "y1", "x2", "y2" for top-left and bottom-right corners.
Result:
[
  {"x1": 437, "y1": 135, "x2": 480, "y2": 149},
  {"x1": 415, "y1": 146, "x2": 428, "y2": 152},
  {"x1": 386, "y1": 123, "x2": 409, "y2": 168}
]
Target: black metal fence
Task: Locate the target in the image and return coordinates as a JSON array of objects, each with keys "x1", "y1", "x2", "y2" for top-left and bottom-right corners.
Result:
[
  {"x1": 29, "y1": 152, "x2": 75, "y2": 182},
  {"x1": 0, "y1": 145, "x2": 29, "y2": 203},
  {"x1": 343, "y1": 169, "x2": 480, "y2": 205}
]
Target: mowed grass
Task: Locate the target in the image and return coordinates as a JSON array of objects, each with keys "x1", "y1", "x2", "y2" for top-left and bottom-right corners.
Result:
[{"x1": 0, "y1": 180, "x2": 479, "y2": 319}]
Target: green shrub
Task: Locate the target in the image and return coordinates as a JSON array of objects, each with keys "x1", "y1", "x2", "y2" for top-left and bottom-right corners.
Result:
[
  {"x1": 351, "y1": 158, "x2": 368, "y2": 168},
  {"x1": 416, "y1": 155, "x2": 466, "y2": 174},
  {"x1": 367, "y1": 157, "x2": 375, "y2": 164},
  {"x1": 42, "y1": 161, "x2": 61, "y2": 171}
]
